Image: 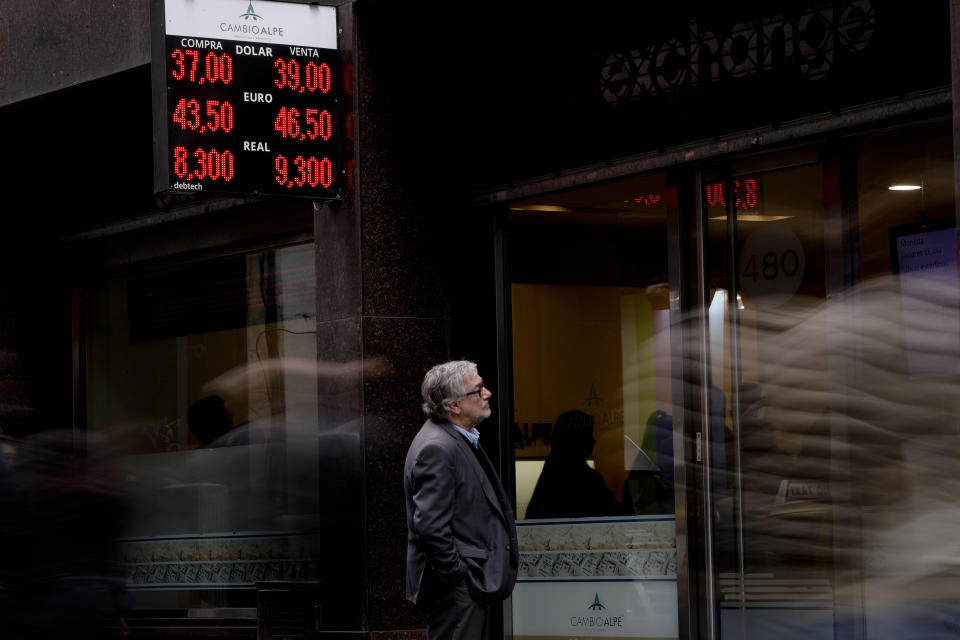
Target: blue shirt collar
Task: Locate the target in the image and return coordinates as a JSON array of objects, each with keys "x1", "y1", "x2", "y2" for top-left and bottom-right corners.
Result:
[{"x1": 451, "y1": 423, "x2": 480, "y2": 448}]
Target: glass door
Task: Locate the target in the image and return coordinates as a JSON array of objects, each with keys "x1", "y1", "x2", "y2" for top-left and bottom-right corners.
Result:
[
  {"x1": 706, "y1": 121, "x2": 960, "y2": 640},
  {"x1": 506, "y1": 172, "x2": 682, "y2": 640},
  {"x1": 704, "y1": 160, "x2": 837, "y2": 640}
]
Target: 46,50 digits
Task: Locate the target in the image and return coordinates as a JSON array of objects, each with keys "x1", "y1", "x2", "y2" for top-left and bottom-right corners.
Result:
[{"x1": 273, "y1": 107, "x2": 333, "y2": 141}]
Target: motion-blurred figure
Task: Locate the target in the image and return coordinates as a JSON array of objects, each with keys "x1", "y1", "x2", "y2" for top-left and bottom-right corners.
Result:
[
  {"x1": 712, "y1": 273, "x2": 960, "y2": 638},
  {"x1": 0, "y1": 429, "x2": 128, "y2": 639}
]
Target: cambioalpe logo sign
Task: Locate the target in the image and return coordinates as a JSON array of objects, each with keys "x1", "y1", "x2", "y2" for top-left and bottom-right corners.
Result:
[
  {"x1": 221, "y1": 1, "x2": 284, "y2": 38},
  {"x1": 571, "y1": 593, "x2": 623, "y2": 631}
]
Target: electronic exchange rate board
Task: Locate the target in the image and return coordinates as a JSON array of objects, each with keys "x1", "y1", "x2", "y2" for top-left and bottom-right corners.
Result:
[{"x1": 153, "y1": 0, "x2": 342, "y2": 199}]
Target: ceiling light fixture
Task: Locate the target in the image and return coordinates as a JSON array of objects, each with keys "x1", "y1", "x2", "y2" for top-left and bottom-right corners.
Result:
[
  {"x1": 509, "y1": 205, "x2": 574, "y2": 212},
  {"x1": 708, "y1": 214, "x2": 793, "y2": 222},
  {"x1": 888, "y1": 184, "x2": 922, "y2": 191}
]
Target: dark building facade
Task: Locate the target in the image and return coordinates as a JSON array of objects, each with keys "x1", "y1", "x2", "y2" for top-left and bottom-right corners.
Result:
[{"x1": 2, "y1": 1, "x2": 960, "y2": 639}]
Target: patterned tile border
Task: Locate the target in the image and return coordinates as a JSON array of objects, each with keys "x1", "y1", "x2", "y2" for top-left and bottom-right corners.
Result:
[
  {"x1": 519, "y1": 549, "x2": 676, "y2": 579},
  {"x1": 120, "y1": 533, "x2": 319, "y2": 589},
  {"x1": 518, "y1": 518, "x2": 675, "y2": 552},
  {"x1": 517, "y1": 518, "x2": 676, "y2": 579}
]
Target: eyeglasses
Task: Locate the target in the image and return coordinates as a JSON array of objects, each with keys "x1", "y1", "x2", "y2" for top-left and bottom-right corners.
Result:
[{"x1": 459, "y1": 383, "x2": 485, "y2": 400}]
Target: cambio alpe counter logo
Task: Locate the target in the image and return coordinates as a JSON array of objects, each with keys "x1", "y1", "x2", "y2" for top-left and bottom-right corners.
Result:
[
  {"x1": 240, "y1": 2, "x2": 262, "y2": 20},
  {"x1": 570, "y1": 592, "x2": 623, "y2": 631}
]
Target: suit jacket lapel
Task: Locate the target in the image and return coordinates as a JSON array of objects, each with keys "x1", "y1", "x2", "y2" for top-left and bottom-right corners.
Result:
[
  {"x1": 440, "y1": 422, "x2": 507, "y2": 522},
  {"x1": 476, "y1": 443, "x2": 514, "y2": 520}
]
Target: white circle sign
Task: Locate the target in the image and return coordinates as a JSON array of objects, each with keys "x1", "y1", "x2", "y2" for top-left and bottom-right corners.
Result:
[{"x1": 738, "y1": 223, "x2": 805, "y2": 308}]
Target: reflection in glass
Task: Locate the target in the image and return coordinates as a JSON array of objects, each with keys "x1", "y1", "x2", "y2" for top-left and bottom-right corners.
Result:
[
  {"x1": 711, "y1": 119, "x2": 960, "y2": 640},
  {"x1": 84, "y1": 243, "x2": 325, "y2": 624}
]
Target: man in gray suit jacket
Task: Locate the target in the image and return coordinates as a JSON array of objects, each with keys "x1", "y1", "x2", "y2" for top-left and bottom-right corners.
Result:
[{"x1": 404, "y1": 360, "x2": 519, "y2": 640}]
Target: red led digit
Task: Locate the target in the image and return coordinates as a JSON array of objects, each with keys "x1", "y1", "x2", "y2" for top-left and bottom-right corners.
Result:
[
  {"x1": 293, "y1": 155, "x2": 306, "y2": 186},
  {"x1": 317, "y1": 62, "x2": 331, "y2": 93},
  {"x1": 318, "y1": 110, "x2": 332, "y2": 140},
  {"x1": 187, "y1": 99, "x2": 200, "y2": 129},
  {"x1": 343, "y1": 64, "x2": 354, "y2": 96},
  {"x1": 287, "y1": 59, "x2": 301, "y2": 92},
  {"x1": 286, "y1": 107, "x2": 301, "y2": 139},
  {"x1": 207, "y1": 149, "x2": 221, "y2": 180},
  {"x1": 221, "y1": 150, "x2": 235, "y2": 181},
  {"x1": 319, "y1": 157, "x2": 333, "y2": 188},
  {"x1": 205, "y1": 51, "x2": 219, "y2": 84},
  {"x1": 193, "y1": 148, "x2": 206, "y2": 180},
  {"x1": 744, "y1": 179, "x2": 758, "y2": 208},
  {"x1": 206, "y1": 100, "x2": 221, "y2": 132},
  {"x1": 221, "y1": 101, "x2": 234, "y2": 132},
  {"x1": 185, "y1": 49, "x2": 199, "y2": 82},
  {"x1": 275, "y1": 155, "x2": 289, "y2": 186},
  {"x1": 274, "y1": 58, "x2": 287, "y2": 89},
  {"x1": 173, "y1": 146, "x2": 188, "y2": 178},
  {"x1": 220, "y1": 54, "x2": 233, "y2": 84},
  {"x1": 305, "y1": 109, "x2": 319, "y2": 140},
  {"x1": 304, "y1": 157, "x2": 319, "y2": 187},
  {"x1": 170, "y1": 49, "x2": 186, "y2": 80},
  {"x1": 172, "y1": 99, "x2": 188, "y2": 128},
  {"x1": 706, "y1": 182, "x2": 723, "y2": 207},
  {"x1": 345, "y1": 112, "x2": 355, "y2": 141}
]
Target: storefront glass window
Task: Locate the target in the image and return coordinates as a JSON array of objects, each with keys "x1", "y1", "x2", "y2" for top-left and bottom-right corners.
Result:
[
  {"x1": 851, "y1": 119, "x2": 960, "y2": 639},
  {"x1": 84, "y1": 243, "x2": 320, "y2": 623},
  {"x1": 711, "y1": 118, "x2": 960, "y2": 639},
  {"x1": 508, "y1": 173, "x2": 679, "y2": 639}
]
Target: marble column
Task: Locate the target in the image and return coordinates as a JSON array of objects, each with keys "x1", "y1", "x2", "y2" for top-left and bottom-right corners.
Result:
[{"x1": 313, "y1": 2, "x2": 455, "y2": 637}]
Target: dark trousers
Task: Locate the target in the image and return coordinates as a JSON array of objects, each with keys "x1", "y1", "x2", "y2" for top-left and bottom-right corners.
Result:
[{"x1": 423, "y1": 574, "x2": 488, "y2": 640}]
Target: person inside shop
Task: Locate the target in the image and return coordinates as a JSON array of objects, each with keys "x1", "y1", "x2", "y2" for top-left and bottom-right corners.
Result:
[
  {"x1": 187, "y1": 394, "x2": 265, "y2": 447},
  {"x1": 525, "y1": 409, "x2": 624, "y2": 519},
  {"x1": 403, "y1": 360, "x2": 518, "y2": 640},
  {"x1": 622, "y1": 409, "x2": 674, "y2": 515},
  {"x1": 187, "y1": 394, "x2": 235, "y2": 447}
]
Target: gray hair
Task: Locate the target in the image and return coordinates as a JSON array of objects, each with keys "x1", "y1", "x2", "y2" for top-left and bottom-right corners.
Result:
[{"x1": 421, "y1": 360, "x2": 477, "y2": 421}]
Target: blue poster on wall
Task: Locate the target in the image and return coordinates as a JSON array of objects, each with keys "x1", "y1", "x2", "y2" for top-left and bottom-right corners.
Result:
[{"x1": 889, "y1": 219, "x2": 960, "y2": 379}]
